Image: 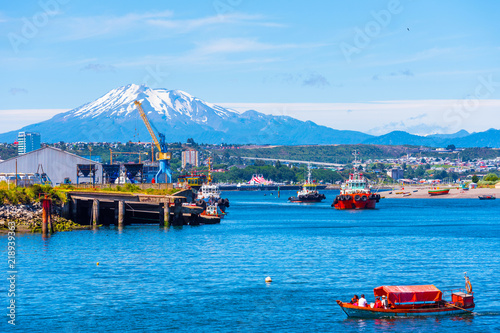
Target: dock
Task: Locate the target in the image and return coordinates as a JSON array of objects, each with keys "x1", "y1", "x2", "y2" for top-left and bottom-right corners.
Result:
[{"x1": 62, "y1": 189, "x2": 209, "y2": 227}]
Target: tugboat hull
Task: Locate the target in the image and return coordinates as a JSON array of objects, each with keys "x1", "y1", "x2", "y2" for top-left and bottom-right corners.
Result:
[
  {"x1": 288, "y1": 192, "x2": 326, "y2": 203},
  {"x1": 332, "y1": 193, "x2": 379, "y2": 210},
  {"x1": 289, "y1": 197, "x2": 324, "y2": 203}
]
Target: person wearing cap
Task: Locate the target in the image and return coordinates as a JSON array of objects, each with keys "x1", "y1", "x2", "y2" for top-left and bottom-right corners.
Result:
[{"x1": 381, "y1": 295, "x2": 389, "y2": 309}]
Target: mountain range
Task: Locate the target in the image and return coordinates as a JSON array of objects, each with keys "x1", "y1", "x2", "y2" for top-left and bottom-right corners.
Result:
[{"x1": 1, "y1": 84, "x2": 499, "y2": 147}]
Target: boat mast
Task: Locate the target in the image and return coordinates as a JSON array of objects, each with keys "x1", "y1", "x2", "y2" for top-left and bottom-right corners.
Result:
[
  {"x1": 207, "y1": 156, "x2": 212, "y2": 184},
  {"x1": 307, "y1": 163, "x2": 311, "y2": 184},
  {"x1": 352, "y1": 149, "x2": 360, "y2": 172}
]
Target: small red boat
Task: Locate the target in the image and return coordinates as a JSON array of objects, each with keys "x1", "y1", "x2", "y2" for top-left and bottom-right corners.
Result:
[
  {"x1": 478, "y1": 195, "x2": 496, "y2": 200},
  {"x1": 337, "y1": 274, "x2": 474, "y2": 318}
]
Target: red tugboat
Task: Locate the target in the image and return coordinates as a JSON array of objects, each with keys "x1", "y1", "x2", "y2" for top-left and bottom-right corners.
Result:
[
  {"x1": 332, "y1": 151, "x2": 380, "y2": 210},
  {"x1": 336, "y1": 274, "x2": 475, "y2": 318},
  {"x1": 332, "y1": 172, "x2": 380, "y2": 209}
]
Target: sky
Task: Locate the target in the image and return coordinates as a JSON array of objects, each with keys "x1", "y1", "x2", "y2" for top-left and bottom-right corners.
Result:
[{"x1": 1, "y1": 0, "x2": 499, "y2": 135}]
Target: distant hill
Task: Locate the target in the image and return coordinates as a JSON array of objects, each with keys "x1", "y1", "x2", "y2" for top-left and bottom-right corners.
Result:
[
  {"x1": 0, "y1": 84, "x2": 498, "y2": 147},
  {"x1": 0, "y1": 84, "x2": 372, "y2": 145},
  {"x1": 362, "y1": 129, "x2": 500, "y2": 148}
]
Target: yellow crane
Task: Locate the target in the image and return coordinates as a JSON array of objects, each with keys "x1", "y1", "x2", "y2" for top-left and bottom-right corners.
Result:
[{"x1": 134, "y1": 100, "x2": 172, "y2": 183}]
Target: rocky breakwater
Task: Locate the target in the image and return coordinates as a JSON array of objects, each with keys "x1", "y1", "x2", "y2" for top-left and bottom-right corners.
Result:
[{"x1": 0, "y1": 202, "x2": 89, "y2": 233}]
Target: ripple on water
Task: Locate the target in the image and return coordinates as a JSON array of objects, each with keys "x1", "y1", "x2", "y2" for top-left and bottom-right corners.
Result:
[{"x1": 2, "y1": 192, "x2": 500, "y2": 332}]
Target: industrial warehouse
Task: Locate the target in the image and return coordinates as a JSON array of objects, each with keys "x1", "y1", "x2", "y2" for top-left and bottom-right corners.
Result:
[{"x1": 0, "y1": 147, "x2": 103, "y2": 185}]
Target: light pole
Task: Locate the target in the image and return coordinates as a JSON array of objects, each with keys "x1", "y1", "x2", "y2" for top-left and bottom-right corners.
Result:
[{"x1": 89, "y1": 146, "x2": 93, "y2": 185}]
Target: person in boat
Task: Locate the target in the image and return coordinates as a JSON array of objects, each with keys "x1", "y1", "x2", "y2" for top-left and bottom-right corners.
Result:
[
  {"x1": 350, "y1": 295, "x2": 359, "y2": 306},
  {"x1": 374, "y1": 297, "x2": 382, "y2": 308},
  {"x1": 358, "y1": 294, "x2": 368, "y2": 307},
  {"x1": 381, "y1": 295, "x2": 389, "y2": 309}
]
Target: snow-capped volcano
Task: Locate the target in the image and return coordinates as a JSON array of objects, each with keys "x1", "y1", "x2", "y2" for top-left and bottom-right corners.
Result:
[
  {"x1": 70, "y1": 84, "x2": 237, "y2": 125},
  {"x1": 0, "y1": 84, "x2": 372, "y2": 144}
]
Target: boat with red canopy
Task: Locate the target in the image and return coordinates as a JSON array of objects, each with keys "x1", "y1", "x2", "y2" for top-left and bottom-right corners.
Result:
[{"x1": 336, "y1": 274, "x2": 474, "y2": 318}]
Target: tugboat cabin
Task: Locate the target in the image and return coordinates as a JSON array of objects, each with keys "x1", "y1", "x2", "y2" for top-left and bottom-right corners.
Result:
[{"x1": 177, "y1": 174, "x2": 207, "y2": 190}]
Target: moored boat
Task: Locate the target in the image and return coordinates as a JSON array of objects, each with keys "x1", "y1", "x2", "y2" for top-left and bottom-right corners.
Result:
[
  {"x1": 428, "y1": 188, "x2": 450, "y2": 196},
  {"x1": 336, "y1": 274, "x2": 475, "y2": 318},
  {"x1": 332, "y1": 172, "x2": 380, "y2": 209},
  {"x1": 288, "y1": 165, "x2": 326, "y2": 203},
  {"x1": 332, "y1": 151, "x2": 380, "y2": 210},
  {"x1": 478, "y1": 195, "x2": 496, "y2": 200},
  {"x1": 190, "y1": 158, "x2": 229, "y2": 220},
  {"x1": 177, "y1": 173, "x2": 207, "y2": 191}
]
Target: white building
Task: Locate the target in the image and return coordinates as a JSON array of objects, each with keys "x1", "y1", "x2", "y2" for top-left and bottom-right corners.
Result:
[
  {"x1": 182, "y1": 150, "x2": 199, "y2": 168},
  {"x1": 0, "y1": 147, "x2": 103, "y2": 185},
  {"x1": 387, "y1": 167, "x2": 404, "y2": 180}
]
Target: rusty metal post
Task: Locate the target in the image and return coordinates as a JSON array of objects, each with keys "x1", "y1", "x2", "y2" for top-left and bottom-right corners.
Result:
[
  {"x1": 41, "y1": 195, "x2": 52, "y2": 235},
  {"x1": 42, "y1": 203, "x2": 47, "y2": 235}
]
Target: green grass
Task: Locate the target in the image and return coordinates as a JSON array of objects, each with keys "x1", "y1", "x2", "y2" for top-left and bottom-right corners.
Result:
[{"x1": 0, "y1": 182, "x2": 66, "y2": 205}]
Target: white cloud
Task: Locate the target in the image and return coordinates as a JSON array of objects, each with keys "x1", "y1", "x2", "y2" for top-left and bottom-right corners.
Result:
[
  {"x1": 114, "y1": 38, "x2": 323, "y2": 68},
  {"x1": 217, "y1": 100, "x2": 500, "y2": 134},
  {"x1": 0, "y1": 109, "x2": 68, "y2": 134},
  {"x1": 48, "y1": 11, "x2": 283, "y2": 42},
  {"x1": 80, "y1": 63, "x2": 116, "y2": 73},
  {"x1": 146, "y1": 13, "x2": 283, "y2": 32},
  {"x1": 195, "y1": 38, "x2": 303, "y2": 55},
  {"x1": 56, "y1": 11, "x2": 174, "y2": 41}
]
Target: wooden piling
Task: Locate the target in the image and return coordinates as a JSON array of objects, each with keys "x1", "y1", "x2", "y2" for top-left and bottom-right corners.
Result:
[
  {"x1": 164, "y1": 203, "x2": 170, "y2": 226},
  {"x1": 118, "y1": 200, "x2": 125, "y2": 227},
  {"x1": 159, "y1": 202, "x2": 164, "y2": 225},
  {"x1": 92, "y1": 199, "x2": 100, "y2": 226},
  {"x1": 171, "y1": 198, "x2": 184, "y2": 226},
  {"x1": 72, "y1": 199, "x2": 78, "y2": 224},
  {"x1": 62, "y1": 201, "x2": 70, "y2": 219}
]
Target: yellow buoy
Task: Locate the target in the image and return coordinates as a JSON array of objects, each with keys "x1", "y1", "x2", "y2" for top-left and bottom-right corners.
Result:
[
  {"x1": 265, "y1": 276, "x2": 272, "y2": 283},
  {"x1": 96, "y1": 262, "x2": 99, "y2": 266}
]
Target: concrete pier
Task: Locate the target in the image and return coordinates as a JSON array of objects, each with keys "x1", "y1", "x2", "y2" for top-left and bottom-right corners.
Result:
[
  {"x1": 92, "y1": 199, "x2": 100, "y2": 226},
  {"x1": 118, "y1": 200, "x2": 125, "y2": 227},
  {"x1": 66, "y1": 190, "x2": 204, "y2": 227},
  {"x1": 159, "y1": 203, "x2": 170, "y2": 227}
]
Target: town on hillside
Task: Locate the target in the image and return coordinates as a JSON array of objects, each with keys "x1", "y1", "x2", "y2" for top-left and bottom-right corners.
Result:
[{"x1": 1, "y1": 133, "x2": 499, "y2": 187}]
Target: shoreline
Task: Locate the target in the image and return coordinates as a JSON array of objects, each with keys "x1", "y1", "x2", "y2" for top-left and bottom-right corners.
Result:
[{"x1": 381, "y1": 186, "x2": 499, "y2": 199}]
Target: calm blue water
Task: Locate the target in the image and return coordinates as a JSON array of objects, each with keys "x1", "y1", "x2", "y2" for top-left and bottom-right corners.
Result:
[{"x1": 2, "y1": 190, "x2": 500, "y2": 332}]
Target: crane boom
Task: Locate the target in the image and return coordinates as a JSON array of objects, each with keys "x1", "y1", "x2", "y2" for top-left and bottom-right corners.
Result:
[{"x1": 134, "y1": 100, "x2": 171, "y2": 160}]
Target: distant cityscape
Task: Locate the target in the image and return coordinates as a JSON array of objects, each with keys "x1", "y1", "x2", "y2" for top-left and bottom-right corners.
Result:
[{"x1": 0, "y1": 130, "x2": 499, "y2": 187}]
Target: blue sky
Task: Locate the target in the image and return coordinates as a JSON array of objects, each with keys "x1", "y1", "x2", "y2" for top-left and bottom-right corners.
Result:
[{"x1": 1, "y1": 0, "x2": 499, "y2": 134}]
